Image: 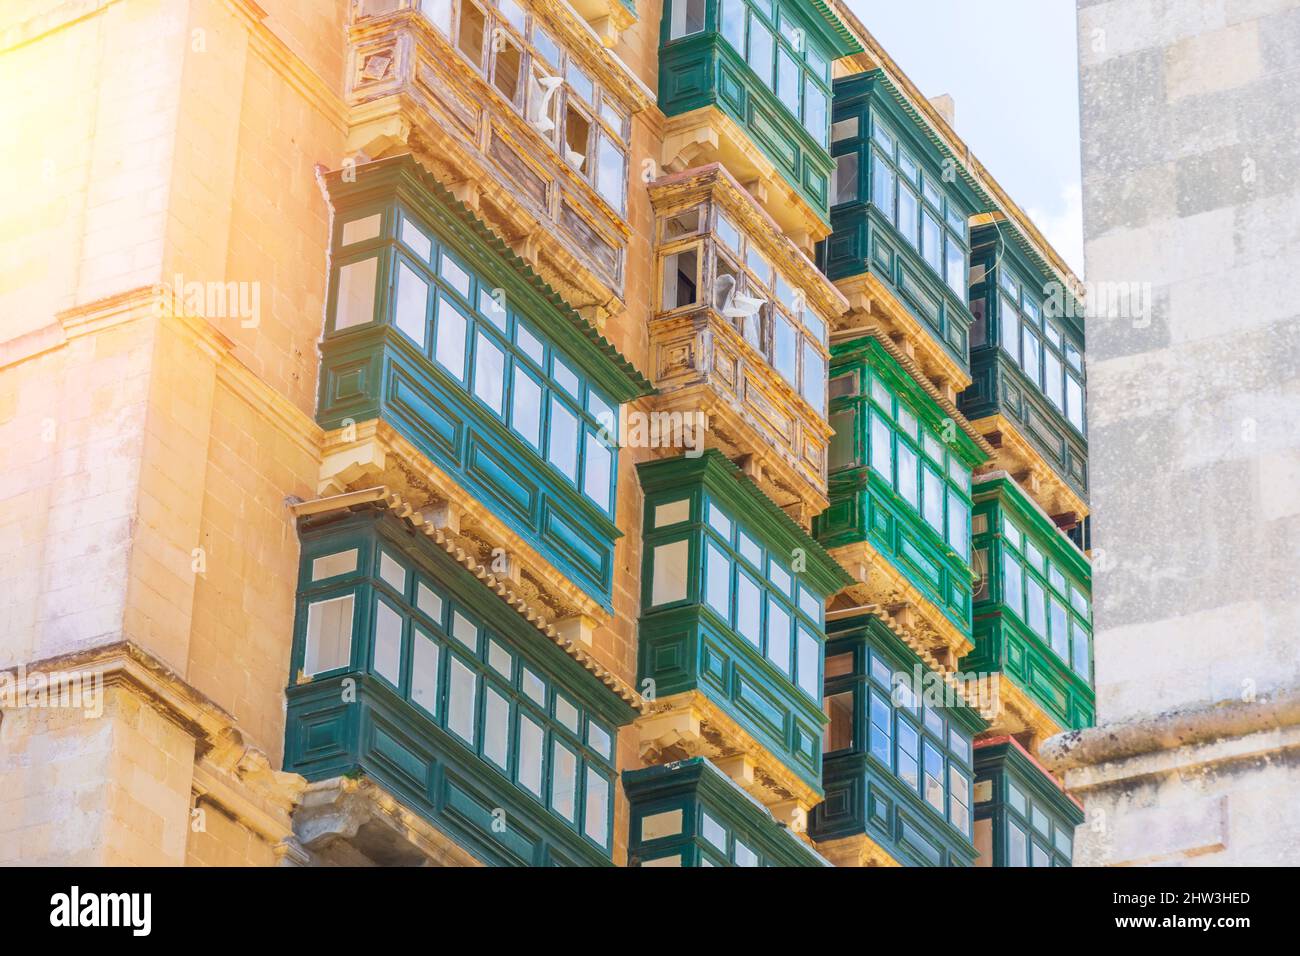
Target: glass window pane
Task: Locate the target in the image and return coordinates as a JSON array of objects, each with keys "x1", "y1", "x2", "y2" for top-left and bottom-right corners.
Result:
[
  {"x1": 707, "y1": 501, "x2": 732, "y2": 539},
  {"x1": 511, "y1": 369, "x2": 543, "y2": 448},
  {"x1": 669, "y1": 0, "x2": 706, "y2": 38},
  {"x1": 1009, "y1": 822, "x2": 1029, "y2": 866},
  {"x1": 796, "y1": 628, "x2": 819, "y2": 699},
  {"x1": 948, "y1": 727, "x2": 971, "y2": 763},
  {"x1": 434, "y1": 296, "x2": 467, "y2": 379},
  {"x1": 651, "y1": 540, "x2": 690, "y2": 606},
  {"x1": 448, "y1": 656, "x2": 477, "y2": 743},
  {"x1": 304, "y1": 594, "x2": 354, "y2": 675},
  {"x1": 1027, "y1": 578, "x2": 1047, "y2": 637},
  {"x1": 335, "y1": 257, "x2": 378, "y2": 330},
  {"x1": 898, "y1": 184, "x2": 918, "y2": 246},
  {"x1": 829, "y1": 409, "x2": 857, "y2": 470},
  {"x1": 869, "y1": 690, "x2": 892, "y2": 766},
  {"x1": 583, "y1": 431, "x2": 613, "y2": 511},
  {"x1": 803, "y1": 79, "x2": 827, "y2": 146},
  {"x1": 946, "y1": 235, "x2": 966, "y2": 300},
  {"x1": 737, "y1": 531, "x2": 762, "y2": 568},
  {"x1": 484, "y1": 686, "x2": 510, "y2": 770},
  {"x1": 584, "y1": 768, "x2": 610, "y2": 846},
  {"x1": 373, "y1": 600, "x2": 403, "y2": 686},
  {"x1": 734, "y1": 841, "x2": 759, "y2": 867},
  {"x1": 773, "y1": 313, "x2": 798, "y2": 387},
  {"x1": 551, "y1": 741, "x2": 577, "y2": 822},
  {"x1": 777, "y1": 48, "x2": 800, "y2": 114},
  {"x1": 378, "y1": 552, "x2": 407, "y2": 593},
  {"x1": 523, "y1": 668, "x2": 546, "y2": 707},
  {"x1": 746, "y1": 18, "x2": 773, "y2": 85},
  {"x1": 999, "y1": 296, "x2": 1020, "y2": 363},
  {"x1": 1022, "y1": 326, "x2": 1041, "y2": 384},
  {"x1": 766, "y1": 598, "x2": 791, "y2": 674},
  {"x1": 548, "y1": 398, "x2": 579, "y2": 480},
  {"x1": 947, "y1": 490, "x2": 969, "y2": 560},
  {"x1": 472, "y1": 332, "x2": 505, "y2": 414},
  {"x1": 1072, "y1": 620, "x2": 1091, "y2": 680},
  {"x1": 897, "y1": 442, "x2": 919, "y2": 507},
  {"x1": 824, "y1": 691, "x2": 854, "y2": 752},
  {"x1": 831, "y1": 116, "x2": 859, "y2": 143},
  {"x1": 720, "y1": 0, "x2": 745, "y2": 51},
  {"x1": 1049, "y1": 598, "x2": 1070, "y2": 660},
  {"x1": 922, "y1": 465, "x2": 944, "y2": 532},
  {"x1": 411, "y1": 627, "x2": 440, "y2": 716},
  {"x1": 869, "y1": 410, "x2": 893, "y2": 479},
  {"x1": 553, "y1": 356, "x2": 580, "y2": 398},
  {"x1": 923, "y1": 741, "x2": 945, "y2": 812},
  {"x1": 588, "y1": 722, "x2": 613, "y2": 762},
  {"x1": 654, "y1": 499, "x2": 691, "y2": 528},
  {"x1": 1066, "y1": 375, "x2": 1085, "y2": 432},
  {"x1": 701, "y1": 811, "x2": 727, "y2": 851},
  {"x1": 661, "y1": 247, "x2": 699, "y2": 310},
  {"x1": 440, "y1": 253, "x2": 470, "y2": 298},
  {"x1": 798, "y1": 585, "x2": 822, "y2": 622},
  {"x1": 897, "y1": 720, "x2": 919, "y2": 789},
  {"x1": 311, "y1": 549, "x2": 357, "y2": 581},
  {"x1": 1003, "y1": 556, "x2": 1023, "y2": 617},
  {"x1": 768, "y1": 560, "x2": 791, "y2": 596},
  {"x1": 802, "y1": 340, "x2": 825, "y2": 415},
  {"x1": 516, "y1": 322, "x2": 544, "y2": 366},
  {"x1": 416, "y1": 582, "x2": 443, "y2": 623},
  {"x1": 452, "y1": 611, "x2": 477, "y2": 649},
  {"x1": 736, "y1": 572, "x2": 762, "y2": 646},
  {"x1": 872, "y1": 155, "x2": 895, "y2": 220},
  {"x1": 922, "y1": 210, "x2": 942, "y2": 273},
  {"x1": 596, "y1": 133, "x2": 626, "y2": 215},
  {"x1": 518, "y1": 714, "x2": 544, "y2": 796},
  {"x1": 395, "y1": 262, "x2": 429, "y2": 347},
  {"x1": 555, "y1": 694, "x2": 579, "y2": 734},
  {"x1": 705, "y1": 541, "x2": 732, "y2": 621}
]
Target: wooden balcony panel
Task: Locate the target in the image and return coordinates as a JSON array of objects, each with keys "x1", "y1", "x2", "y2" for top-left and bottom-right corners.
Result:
[{"x1": 344, "y1": 9, "x2": 652, "y2": 324}]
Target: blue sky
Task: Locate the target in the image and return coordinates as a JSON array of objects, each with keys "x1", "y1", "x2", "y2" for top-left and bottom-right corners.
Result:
[{"x1": 847, "y1": 0, "x2": 1084, "y2": 274}]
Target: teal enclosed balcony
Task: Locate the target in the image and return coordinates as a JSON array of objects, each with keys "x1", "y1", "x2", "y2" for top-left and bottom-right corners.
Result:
[
  {"x1": 657, "y1": 0, "x2": 862, "y2": 239},
  {"x1": 964, "y1": 474, "x2": 1094, "y2": 743},
  {"x1": 811, "y1": 613, "x2": 986, "y2": 867},
  {"x1": 317, "y1": 156, "x2": 652, "y2": 614},
  {"x1": 816, "y1": 336, "x2": 987, "y2": 667},
  {"x1": 973, "y1": 737, "x2": 1083, "y2": 867},
  {"x1": 284, "y1": 506, "x2": 638, "y2": 866},
  {"x1": 818, "y1": 70, "x2": 987, "y2": 383},
  {"x1": 635, "y1": 451, "x2": 852, "y2": 816},
  {"x1": 960, "y1": 221, "x2": 1089, "y2": 526},
  {"x1": 625, "y1": 757, "x2": 829, "y2": 866}
]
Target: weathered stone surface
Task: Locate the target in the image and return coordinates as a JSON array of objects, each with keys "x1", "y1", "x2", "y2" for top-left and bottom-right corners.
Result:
[{"x1": 1056, "y1": 0, "x2": 1300, "y2": 865}]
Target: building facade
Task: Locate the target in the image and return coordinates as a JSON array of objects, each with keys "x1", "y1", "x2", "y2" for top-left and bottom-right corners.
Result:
[
  {"x1": 0, "y1": 0, "x2": 1088, "y2": 867},
  {"x1": 1040, "y1": 0, "x2": 1300, "y2": 866}
]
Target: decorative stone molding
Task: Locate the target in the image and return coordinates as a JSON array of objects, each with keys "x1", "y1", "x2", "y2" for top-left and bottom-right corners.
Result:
[{"x1": 1, "y1": 642, "x2": 307, "y2": 853}]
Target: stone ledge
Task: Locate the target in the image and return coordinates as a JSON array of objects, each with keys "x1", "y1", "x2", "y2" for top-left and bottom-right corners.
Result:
[{"x1": 1041, "y1": 688, "x2": 1300, "y2": 784}]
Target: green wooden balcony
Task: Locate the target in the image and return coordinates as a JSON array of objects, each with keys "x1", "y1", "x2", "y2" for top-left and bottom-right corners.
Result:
[
  {"x1": 816, "y1": 337, "x2": 987, "y2": 646},
  {"x1": 625, "y1": 757, "x2": 830, "y2": 866},
  {"x1": 818, "y1": 70, "x2": 987, "y2": 373},
  {"x1": 964, "y1": 475, "x2": 1095, "y2": 735},
  {"x1": 960, "y1": 222, "x2": 1089, "y2": 514},
  {"x1": 283, "y1": 506, "x2": 638, "y2": 866},
  {"x1": 658, "y1": 0, "x2": 861, "y2": 232},
  {"x1": 317, "y1": 156, "x2": 652, "y2": 610},
  {"x1": 811, "y1": 613, "x2": 987, "y2": 867},
  {"x1": 973, "y1": 737, "x2": 1083, "y2": 867},
  {"x1": 637, "y1": 451, "x2": 852, "y2": 797}
]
